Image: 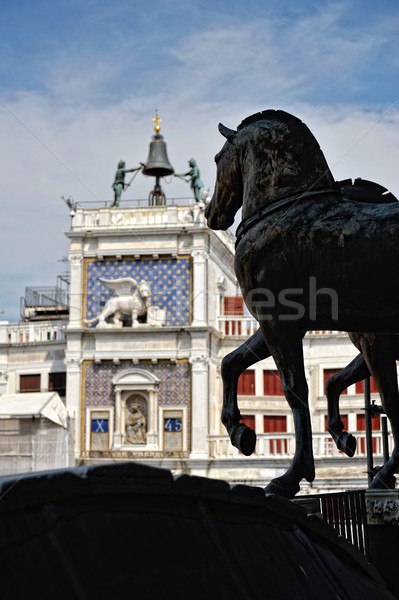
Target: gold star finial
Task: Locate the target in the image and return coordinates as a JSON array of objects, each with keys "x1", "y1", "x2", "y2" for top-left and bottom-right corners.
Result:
[{"x1": 152, "y1": 110, "x2": 162, "y2": 134}]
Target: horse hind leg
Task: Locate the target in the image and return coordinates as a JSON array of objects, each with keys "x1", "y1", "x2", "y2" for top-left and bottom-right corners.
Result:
[
  {"x1": 362, "y1": 336, "x2": 399, "y2": 490},
  {"x1": 221, "y1": 328, "x2": 270, "y2": 456},
  {"x1": 326, "y1": 353, "x2": 369, "y2": 457}
]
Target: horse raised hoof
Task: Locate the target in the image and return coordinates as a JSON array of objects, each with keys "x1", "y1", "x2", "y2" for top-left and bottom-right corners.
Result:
[
  {"x1": 230, "y1": 423, "x2": 256, "y2": 456},
  {"x1": 264, "y1": 477, "x2": 300, "y2": 499},
  {"x1": 336, "y1": 432, "x2": 357, "y2": 458}
]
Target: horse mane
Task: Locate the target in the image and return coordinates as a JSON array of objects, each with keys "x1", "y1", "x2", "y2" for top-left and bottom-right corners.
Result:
[
  {"x1": 235, "y1": 109, "x2": 334, "y2": 192},
  {"x1": 237, "y1": 109, "x2": 303, "y2": 131},
  {"x1": 237, "y1": 109, "x2": 324, "y2": 158}
]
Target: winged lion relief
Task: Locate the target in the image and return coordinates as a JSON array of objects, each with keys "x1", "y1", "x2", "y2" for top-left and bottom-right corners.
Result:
[{"x1": 85, "y1": 277, "x2": 166, "y2": 328}]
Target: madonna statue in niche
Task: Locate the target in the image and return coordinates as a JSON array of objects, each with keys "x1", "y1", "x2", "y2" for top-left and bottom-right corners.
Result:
[{"x1": 125, "y1": 397, "x2": 147, "y2": 444}]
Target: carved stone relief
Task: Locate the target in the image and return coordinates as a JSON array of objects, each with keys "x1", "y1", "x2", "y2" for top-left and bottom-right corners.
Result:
[{"x1": 125, "y1": 395, "x2": 147, "y2": 445}]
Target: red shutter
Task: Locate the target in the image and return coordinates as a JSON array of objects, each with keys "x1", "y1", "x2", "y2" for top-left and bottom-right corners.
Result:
[
  {"x1": 355, "y1": 377, "x2": 379, "y2": 394},
  {"x1": 223, "y1": 297, "x2": 244, "y2": 315},
  {"x1": 241, "y1": 415, "x2": 255, "y2": 430},
  {"x1": 357, "y1": 414, "x2": 381, "y2": 431},
  {"x1": 357, "y1": 414, "x2": 380, "y2": 454},
  {"x1": 323, "y1": 369, "x2": 348, "y2": 394},
  {"x1": 264, "y1": 415, "x2": 287, "y2": 433},
  {"x1": 263, "y1": 370, "x2": 284, "y2": 396},
  {"x1": 224, "y1": 297, "x2": 244, "y2": 335},
  {"x1": 20, "y1": 374, "x2": 40, "y2": 393},
  {"x1": 237, "y1": 370, "x2": 255, "y2": 395},
  {"x1": 264, "y1": 415, "x2": 287, "y2": 454}
]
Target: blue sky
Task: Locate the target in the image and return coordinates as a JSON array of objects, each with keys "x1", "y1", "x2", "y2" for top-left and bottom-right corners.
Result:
[{"x1": 1, "y1": 0, "x2": 399, "y2": 321}]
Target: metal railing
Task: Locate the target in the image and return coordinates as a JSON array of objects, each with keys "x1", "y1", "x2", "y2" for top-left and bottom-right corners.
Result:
[
  {"x1": 24, "y1": 286, "x2": 69, "y2": 309},
  {"x1": 302, "y1": 490, "x2": 370, "y2": 559}
]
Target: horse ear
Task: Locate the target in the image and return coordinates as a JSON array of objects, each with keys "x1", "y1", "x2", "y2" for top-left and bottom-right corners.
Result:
[{"x1": 218, "y1": 123, "x2": 236, "y2": 142}]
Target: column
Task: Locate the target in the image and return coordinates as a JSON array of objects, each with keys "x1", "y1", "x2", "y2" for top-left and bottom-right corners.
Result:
[
  {"x1": 65, "y1": 356, "x2": 82, "y2": 460},
  {"x1": 0, "y1": 322, "x2": 8, "y2": 395},
  {"x1": 191, "y1": 250, "x2": 207, "y2": 325},
  {"x1": 68, "y1": 253, "x2": 83, "y2": 328},
  {"x1": 0, "y1": 369, "x2": 8, "y2": 396},
  {"x1": 189, "y1": 355, "x2": 209, "y2": 458},
  {"x1": 146, "y1": 388, "x2": 159, "y2": 449},
  {"x1": 113, "y1": 389, "x2": 122, "y2": 447}
]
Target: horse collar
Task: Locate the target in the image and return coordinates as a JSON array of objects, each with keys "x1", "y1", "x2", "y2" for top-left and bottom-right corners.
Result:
[{"x1": 235, "y1": 188, "x2": 338, "y2": 248}]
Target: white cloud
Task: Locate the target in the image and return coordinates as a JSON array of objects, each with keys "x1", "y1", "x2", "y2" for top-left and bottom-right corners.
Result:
[
  {"x1": 163, "y1": 5, "x2": 397, "y2": 108},
  {"x1": 2, "y1": 96, "x2": 399, "y2": 322},
  {"x1": 1, "y1": 2, "x2": 399, "y2": 321},
  {"x1": 299, "y1": 104, "x2": 399, "y2": 194}
]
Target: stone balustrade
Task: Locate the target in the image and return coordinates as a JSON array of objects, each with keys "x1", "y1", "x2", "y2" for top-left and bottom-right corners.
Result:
[
  {"x1": 216, "y1": 315, "x2": 342, "y2": 337},
  {"x1": 0, "y1": 321, "x2": 66, "y2": 344},
  {"x1": 71, "y1": 203, "x2": 207, "y2": 231},
  {"x1": 208, "y1": 431, "x2": 391, "y2": 459}
]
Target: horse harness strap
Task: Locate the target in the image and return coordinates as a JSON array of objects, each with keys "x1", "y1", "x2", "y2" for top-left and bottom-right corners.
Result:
[{"x1": 235, "y1": 189, "x2": 338, "y2": 248}]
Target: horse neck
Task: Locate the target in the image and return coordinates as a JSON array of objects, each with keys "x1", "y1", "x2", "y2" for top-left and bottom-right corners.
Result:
[{"x1": 241, "y1": 144, "x2": 334, "y2": 218}]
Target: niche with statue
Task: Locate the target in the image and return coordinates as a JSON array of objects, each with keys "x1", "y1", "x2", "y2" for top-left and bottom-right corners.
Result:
[{"x1": 125, "y1": 395, "x2": 147, "y2": 445}]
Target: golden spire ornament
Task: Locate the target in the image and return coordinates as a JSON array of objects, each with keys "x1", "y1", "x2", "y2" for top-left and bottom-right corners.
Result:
[{"x1": 152, "y1": 111, "x2": 162, "y2": 134}]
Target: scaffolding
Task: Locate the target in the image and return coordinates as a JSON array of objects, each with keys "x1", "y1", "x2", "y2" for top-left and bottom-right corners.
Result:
[{"x1": 21, "y1": 273, "x2": 70, "y2": 321}]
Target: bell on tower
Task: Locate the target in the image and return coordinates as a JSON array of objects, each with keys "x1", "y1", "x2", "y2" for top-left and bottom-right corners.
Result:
[{"x1": 142, "y1": 112, "x2": 175, "y2": 206}]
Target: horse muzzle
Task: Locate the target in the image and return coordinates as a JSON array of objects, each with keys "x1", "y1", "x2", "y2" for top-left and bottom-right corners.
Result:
[
  {"x1": 205, "y1": 194, "x2": 234, "y2": 230},
  {"x1": 204, "y1": 197, "x2": 218, "y2": 229}
]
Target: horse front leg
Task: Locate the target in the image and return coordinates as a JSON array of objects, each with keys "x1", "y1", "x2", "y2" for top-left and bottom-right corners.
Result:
[
  {"x1": 326, "y1": 353, "x2": 369, "y2": 457},
  {"x1": 221, "y1": 328, "x2": 270, "y2": 456},
  {"x1": 262, "y1": 326, "x2": 313, "y2": 498}
]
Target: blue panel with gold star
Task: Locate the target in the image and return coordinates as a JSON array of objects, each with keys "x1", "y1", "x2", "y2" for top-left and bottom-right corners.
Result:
[
  {"x1": 85, "y1": 257, "x2": 191, "y2": 327},
  {"x1": 85, "y1": 362, "x2": 190, "y2": 408}
]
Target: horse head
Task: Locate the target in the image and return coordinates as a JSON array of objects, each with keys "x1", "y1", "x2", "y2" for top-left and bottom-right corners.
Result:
[
  {"x1": 205, "y1": 123, "x2": 243, "y2": 230},
  {"x1": 206, "y1": 110, "x2": 335, "y2": 229}
]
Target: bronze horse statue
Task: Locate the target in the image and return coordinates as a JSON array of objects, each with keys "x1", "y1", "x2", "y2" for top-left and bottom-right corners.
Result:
[{"x1": 205, "y1": 109, "x2": 399, "y2": 498}]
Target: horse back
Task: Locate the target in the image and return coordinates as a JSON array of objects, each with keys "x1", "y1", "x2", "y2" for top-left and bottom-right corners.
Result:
[{"x1": 235, "y1": 194, "x2": 399, "y2": 332}]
